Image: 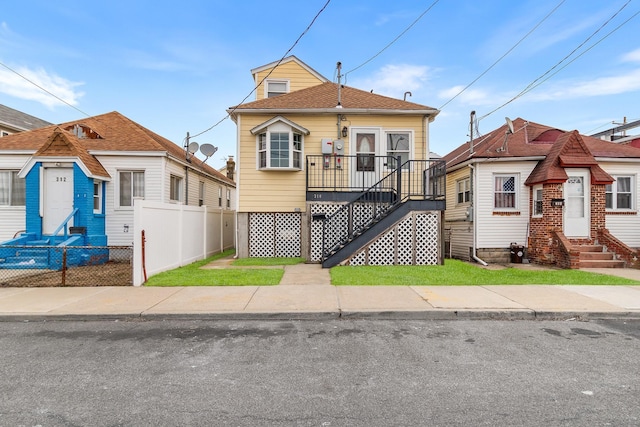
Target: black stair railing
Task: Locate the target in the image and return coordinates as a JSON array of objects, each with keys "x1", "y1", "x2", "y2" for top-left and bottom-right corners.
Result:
[{"x1": 320, "y1": 158, "x2": 445, "y2": 261}]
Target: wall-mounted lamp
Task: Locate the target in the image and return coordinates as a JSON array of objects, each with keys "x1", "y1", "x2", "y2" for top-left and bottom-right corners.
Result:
[{"x1": 341, "y1": 126, "x2": 348, "y2": 138}]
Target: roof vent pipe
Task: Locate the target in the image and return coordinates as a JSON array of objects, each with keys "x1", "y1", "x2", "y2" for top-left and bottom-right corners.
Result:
[
  {"x1": 336, "y1": 61, "x2": 342, "y2": 108},
  {"x1": 469, "y1": 111, "x2": 476, "y2": 154}
]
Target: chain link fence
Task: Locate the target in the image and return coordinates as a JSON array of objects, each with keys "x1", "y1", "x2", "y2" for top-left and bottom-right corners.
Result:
[{"x1": 0, "y1": 246, "x2": 132, "y2": 287}]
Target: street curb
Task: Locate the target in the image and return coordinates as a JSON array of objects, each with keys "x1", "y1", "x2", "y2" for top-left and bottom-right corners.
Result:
[{"x1": 1, "y1": 310, "x2": 639, "y2": 322}]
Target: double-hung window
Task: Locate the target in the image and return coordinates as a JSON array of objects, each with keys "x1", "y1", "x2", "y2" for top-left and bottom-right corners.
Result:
[
  {"x1": 532, "y1": 185, "x2": 543, "y2": 216},
  {"x1": 456, "y1": 177, "x2": 470, "y2": 204},
  {"x1": 0, "y1": 171, "x2": 25, "y2": 206},
  {"x1": 265, "y1": 79, "x2": 289, "y2": 98},
  {"x1": 386, "y1": 132, "x2": 411, "y2": 170},
  {"x1": 254, "y1": 119, "x2": 307, "y2": 170},
  {"x1": 170, "y1": 175, "x2": 183, "y2": 202},
  {"x1": 198, "y1": 181, "x2": 205, "y2": 206},
  {"x1": 606, "y1": 176, "x2": 634, "y2": 210},
  {"x1": 119, "y1": 171, "x2": 144, "y2": 207},
  {"x1": 494, "y1": 174, "x2": 517, "y2": 209},
  {"x1": 93, "y1": 180, "x2": 103, "y2": 213}
]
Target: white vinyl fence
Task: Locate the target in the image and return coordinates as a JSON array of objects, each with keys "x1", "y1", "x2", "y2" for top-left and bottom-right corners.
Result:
[{"x1": 133, "y1": 201, "x2": 235, "y2": 286}]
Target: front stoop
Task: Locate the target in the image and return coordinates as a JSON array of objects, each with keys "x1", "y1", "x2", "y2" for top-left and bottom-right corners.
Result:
[{"x1": 575, "y1": 244, "x2": 625, "y2": 268}]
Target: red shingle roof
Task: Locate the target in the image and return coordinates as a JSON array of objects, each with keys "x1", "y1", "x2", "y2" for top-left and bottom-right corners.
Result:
[{"x1": 231, "y1": 82, "x2": 437, "y2": 112}]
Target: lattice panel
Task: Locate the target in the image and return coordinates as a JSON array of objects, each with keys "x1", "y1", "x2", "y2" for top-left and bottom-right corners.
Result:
[
  {"x1": 275, "y1": 213, "x2": 301, "y2": 257},
  {"x1": 249, "y1": 213, "x2": 275, "y2": 257},
  {"x1": 368, "y1": 228, "x2": 396, "y2": 265},
  {"x1": 415, "y1": 212, "x2": 439, "y2": 265},
  {"x1": 397, "y1": 215, "x2": 414, "y2": 265},
  {"x1": 310, "y1": 203, "x2": 343, "y2": 261},
  {"x1": 349, "y1": 250, "x2": 366, "y2": 266}
]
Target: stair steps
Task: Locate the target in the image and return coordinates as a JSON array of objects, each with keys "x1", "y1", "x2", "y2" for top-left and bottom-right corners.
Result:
[{"x1": 574, "y1": 244, "x2": 625, "y2": 268}]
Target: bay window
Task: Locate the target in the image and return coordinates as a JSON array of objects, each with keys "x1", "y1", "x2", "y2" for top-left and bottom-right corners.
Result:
[{"x1": 252, "y1": 117, "x2": 308, "y2": 170}]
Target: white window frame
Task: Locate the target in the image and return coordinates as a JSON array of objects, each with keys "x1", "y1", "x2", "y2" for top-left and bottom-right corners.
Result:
[
  {"x1": 456, "y1": 177, "x2": 470, "y2": 205},
  {"x1": 169, "y1": 174, "x2": 183, "y2": 202},
  {"x1": 493, "y1": 174, "x2": 519, "y2": 211},
  {"x1": 117, "y1": 170, "x2": 145, "y2": 209},
  {"x1": 532, "y1": 184, "x2": 543, "y2": 217},
  {"x1": 93, "y1": 180, "x2": 103, "y2": 214},
  {"x1": 198, "y1": 181, "x2": 205, "y2": 207},
  {"x1": 264, "y1": 79, "x2": 289, "y2": 98},
  {"x1": 1, "y1": 131, "x2": 10, "y2": 137},
  {"x1": 606, "y1": 175, "x2": 635, "y2": 211},
  {"x1": 226, "y1": 189, "x2": 231, "y2": 208},
  {"x1": 218, "y1": 187, "x2": 222, "y2": 207},
  {"x1": 0, "y1": 170, "x2": 25, "y2": 206},
  {"x1": 384, "y1": 130, "x2": 413, "y2": 170},
  {"x1": 256, "y1": 122, "x2": 304, "y2": 171}
]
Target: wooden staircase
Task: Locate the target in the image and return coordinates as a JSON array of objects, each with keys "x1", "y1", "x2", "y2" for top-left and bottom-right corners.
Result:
[{"x1": 574, "y1": 244, "x2": 625, "y2": 268}]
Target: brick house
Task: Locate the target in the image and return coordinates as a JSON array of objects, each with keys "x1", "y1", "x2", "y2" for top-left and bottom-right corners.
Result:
[{"x1": 443, "y1": 117, "x2": 640, "y2": 269}]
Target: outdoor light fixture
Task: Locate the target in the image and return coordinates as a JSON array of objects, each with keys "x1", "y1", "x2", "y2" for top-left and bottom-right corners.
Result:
[{"x1": 342, "y1": 126, "x2": 348, "y2": 137}]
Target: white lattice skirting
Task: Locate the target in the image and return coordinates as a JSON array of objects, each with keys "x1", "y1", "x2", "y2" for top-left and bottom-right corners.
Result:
[{"x1": 249, "y1": 212, "x2": 301, "y2": 257}]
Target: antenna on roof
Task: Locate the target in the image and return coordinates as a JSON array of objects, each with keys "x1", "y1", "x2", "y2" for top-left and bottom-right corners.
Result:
[{"x1": 336, "y1": 61, "x2": 343, "y2": 108}]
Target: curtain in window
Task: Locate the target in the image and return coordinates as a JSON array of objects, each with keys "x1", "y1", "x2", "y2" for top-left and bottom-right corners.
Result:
[
  {"x1": 120, "y1": 172, "x2": 132, "y2": 206},
  {"x1": 617, "y1": 177, "x2": 631, "y2": 208},
  {"x1": 11, "y1": 172, "x2": 25, "y2": 205},
  {"x1": 0, "y1": 172, "x2": 9, "y2": 205},
  {"x1": 494, "y1": 176, "x2": 515, "y2": 208},
  {"x1": 133, "y1": 172, "x2": 144, "y2": 198}
]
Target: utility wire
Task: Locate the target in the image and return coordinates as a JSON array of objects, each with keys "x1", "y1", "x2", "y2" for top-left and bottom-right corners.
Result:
[
  {"x1": 343, "y1": 0, "x2": 441, "y2": 79},
  {"x1": 189, "y1": 0, "x2": 331, "y2": 139},
  {"x1": 438, "y1": 0, "x2": 566, "y2": 110},
  {"x1": 478, "y1": 1, "x2": 636, "y2": 121},
  {"x1": 0, "y1": 61, "x2": 93, "y2": 119}
]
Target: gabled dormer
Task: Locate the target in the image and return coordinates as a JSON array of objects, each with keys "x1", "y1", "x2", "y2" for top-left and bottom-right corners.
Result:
[{"x1": 251, "y1": 56, "x2": 329, "y2": 101}]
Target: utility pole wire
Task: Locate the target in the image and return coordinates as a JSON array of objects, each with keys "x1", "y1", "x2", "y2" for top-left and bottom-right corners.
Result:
[
  {"x1": 479, "y1": 1, "x2": 635, "y2": 121},
  {"x1": 438, "y1": 0, "x2": 566, "y2": 110},
  {"x1": 190, "y1": 0, "x2": 331, "y2": 139}
]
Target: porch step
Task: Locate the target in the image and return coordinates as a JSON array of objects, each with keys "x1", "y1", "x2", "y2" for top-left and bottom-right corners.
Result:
[
  {"x1": 578, "y1": 259, "x2": 625, "y2": 268},
  {"x1": 574, "y1": 244, "x2": 625, "y2": 268}
]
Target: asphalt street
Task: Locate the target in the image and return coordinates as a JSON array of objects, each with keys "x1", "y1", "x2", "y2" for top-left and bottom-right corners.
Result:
[{"x1": 1, "y1": 319, "x2": 638, "y2": 426}]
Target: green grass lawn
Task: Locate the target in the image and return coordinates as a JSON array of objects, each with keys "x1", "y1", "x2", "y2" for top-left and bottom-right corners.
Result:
[
  {"x1": 145, "y1": 250, "x2": 286, "y2": 286},
  {"x1": 145, "y1": 251, "x2": 639, "y2": 286},
  {"x1": 330, "y1": 259, "x2": 640, "y2": 286}
]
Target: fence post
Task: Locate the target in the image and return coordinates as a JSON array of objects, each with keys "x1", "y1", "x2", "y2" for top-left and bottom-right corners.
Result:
[{"x1": 61, "y1": 247, "x2": 67, "y2": 286}]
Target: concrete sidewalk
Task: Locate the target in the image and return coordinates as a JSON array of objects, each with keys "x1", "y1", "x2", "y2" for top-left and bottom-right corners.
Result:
[{"x1": 1, "y1": 261, "x2": 639, "y2": 321}]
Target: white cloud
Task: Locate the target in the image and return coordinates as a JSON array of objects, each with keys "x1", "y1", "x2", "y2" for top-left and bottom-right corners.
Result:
[
  {"x1": 622, "y1": 48, "x2": 640, "y2": 63},
  {"x1": 0, "y1": 65, "x2": 84, "y2": 108},
  {"x1": 351, "y1": 64, "x2": 432, "y2": 98},
  {"x1": 437, "y1": 85, "x2": 496, "y2": 106},
  {"x1": 529, "y1": 69, "x2": 640, "y2": 100}
]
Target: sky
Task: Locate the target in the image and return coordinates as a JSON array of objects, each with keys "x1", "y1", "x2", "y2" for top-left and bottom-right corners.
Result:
[{"x1": 1, "y1": 0, "x2": 639, "y2": 168}]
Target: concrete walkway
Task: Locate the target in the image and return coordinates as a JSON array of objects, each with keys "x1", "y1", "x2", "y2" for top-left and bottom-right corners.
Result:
[{"x1": 0, "y1": 261, "x2": 639, "y2": 321}]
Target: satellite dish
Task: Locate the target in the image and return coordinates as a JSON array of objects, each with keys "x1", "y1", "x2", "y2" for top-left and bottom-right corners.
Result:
[
  {"x1": 505, "y1": 117, "x2": 515, "y2": 134},
  {"x1": 200, "y1": 143, "x2": 217, "y2": 158},
  {"x1": 188, "y1": 141, "x2": 200, "y2": 154}
]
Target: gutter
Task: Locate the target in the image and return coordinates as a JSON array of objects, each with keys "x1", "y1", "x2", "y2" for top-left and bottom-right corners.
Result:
[
  {"x1": 469, "y1": 164, "x2": 488, "y2": 266},
  {"x1": 227, "y1": 107, "x2": 440, "y2": 116}
]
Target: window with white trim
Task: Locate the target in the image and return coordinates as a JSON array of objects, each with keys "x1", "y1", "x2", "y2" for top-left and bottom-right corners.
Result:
[
  {"x1": 0, "y1": 171, "x2": 25, "y2": 206},
  {"x1": 386, "y1": 132, "x2": 411, "y2": 170},
  {"x1": 456, "y1": 177, "x2": 470, "y2": 204},
  {"x1": 265, "y1": 79, "x2": 289, "y2": 98},
  {"x1": 93, "y1": 180, "x2": 103, "y2": 213},
  {"x1": 256, "y1": 123, "x2": 304, "y2": 170},
  {"x1": 606, "y1": 175, "x2": 634, "y2": 210},
  {"x1": 494, "y1": 174, "x2": 517, "y2": 209},
  {"x1": 218, "y1": 187, "x2": 222, "y2": 207},
  {"x1": 226, "y1": 189, "x2": 231, "y2": 208},
  {"x1": 118, "y1": 171, "x2": 144, "y2": 208},
  {"x1": 170, "y1": 174, "x2": 183, "y2": 202},
  {"x1": 1, "y1": 131, "x2": 10, "y2": 137},
  {"x1": 198, "y1": 181, "x2": 205, "y2": 206},
  {"x1": 533, "y1": 185, "x2": 543, "y2": 216}
]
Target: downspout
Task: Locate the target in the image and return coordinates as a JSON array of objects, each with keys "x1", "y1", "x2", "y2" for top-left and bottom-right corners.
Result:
[{"x1": 469, "y1": 164, "x2": 488, "y2": 266}]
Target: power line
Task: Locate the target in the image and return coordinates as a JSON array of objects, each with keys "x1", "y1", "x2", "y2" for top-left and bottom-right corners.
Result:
[
  {"x1": 438, "y1": 0, "x2": 566, "y2": 110},
  {"x1": 0, "y1": 61, "x2": 94, "y2": 119},
  {"x1": 478, "y1": 1, "x2": 636, "y2": 121},
  {"x1": 343, "y1": 0, "x2": 441, "y2": 78},
  {"x1": 189, "y1": 0, "x2": 331, "y2": 139}
]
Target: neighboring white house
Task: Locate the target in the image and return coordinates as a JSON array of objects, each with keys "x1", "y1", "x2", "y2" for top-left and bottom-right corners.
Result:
[{"x1": 0, "y1": 111, "x2": 235, "y2": 245}]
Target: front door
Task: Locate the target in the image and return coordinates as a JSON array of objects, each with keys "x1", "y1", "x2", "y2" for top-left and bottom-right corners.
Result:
[
  {"x1": 351, "y1": 129, "x2": 380, "y2": 189},
  {"x1": 43, "y1": 167, "x2": 74, "y2": 235},
  {"x1": 563, "y1": 169, "x2": 590, "y2": 238}
]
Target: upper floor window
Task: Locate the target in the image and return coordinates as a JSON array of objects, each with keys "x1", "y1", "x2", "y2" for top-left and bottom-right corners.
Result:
[
  {"x1": 606, "y1": 175, "x2": 634, "y2": 210},
  {"x1": 456, "y1": 177, "x2": 470, "y2": 204},
  {"x1": 1, "y1": 131, "x2": 10, "y2": 137},
  {"x1": 119, "y1": 171, "x2": 144, "y2": 208},
  {"x1": 254, "y1": 120, "x2": 307, "y2": 171},
  {"x1": 494, "y1": 174, "x2": 517, "y2": 209},
  {"x1": 533, "y1": 185, "x2": 543, "y2": 216},
  {"x1": 386, "y1": 132, "x2": 411, "y2": 170},
  {"x1": 265, "y1": 79, "x2": 289, "y2": 98},
  {"x1": 218, "y1": 187, "x2": 223, "y2": 207},
  {"x1": 170, "y1": 174, "x2": 183, "y2": 202},
  {"x1": 226, "y1": 189, "x2": 231, "y2": 208},
  {"x1": 0, "y1": 171, "x2": 25, "y2": 206}
]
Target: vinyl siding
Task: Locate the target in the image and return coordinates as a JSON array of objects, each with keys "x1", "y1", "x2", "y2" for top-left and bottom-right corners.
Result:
[
  {"x1": 445, "y1": 167, "x2": 471, "y2": 221},
  {"x1": 237, "y1": 113, "x2": 428, "y2": 212},
  {"x1": 475, "y1": 161, "x2": 537, "y2": 248},
  {"x1": 0, "y1": 154, "x2": 30, "y2": 241},
  {"x1": 254, "y1": 61, "x2": 325, "y2": 101},
  {"x1": 601, "y1": 161, "x2": 640, "y2": 247}
]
